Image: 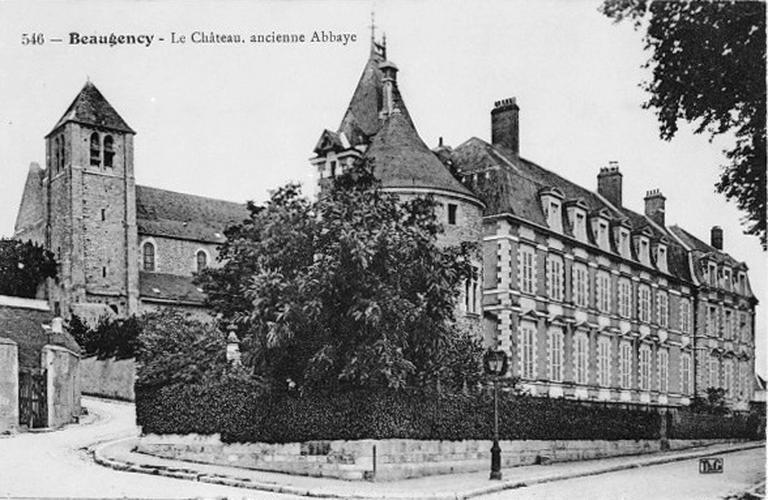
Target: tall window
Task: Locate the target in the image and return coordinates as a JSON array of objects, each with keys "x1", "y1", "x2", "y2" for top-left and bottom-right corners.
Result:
[
  {"x1": 596, "y1": 270, "x2": 611, "y2": 313},
  {"x1": 739, "y1": 312, "x2": 748, "y2": 342},
  {"x1": 618, "y1": 278, "x2": 631, "y2": 318},
  {"x1": 619, "y1": 341, "x2": 632, "y2": 389},
  {"x1": 546, "y1": 254, "x2": 564, "y2": 302},
  {"x1": 548, "y1": 327, "x2": 564, "y2": 382},
  {"x1": 464, "y1": 268, "x2": 479, "y2": 314},
  {"x1": 680, "y1": 298, "x2": 691, "y2": 334},
  {"x1": 638, "y1": 285, "x2": 651, "y2": 323},
  {"x1": 103, "y1": 135, "x2": 114, "y2": 168},
  {"x1": 518, "y1": 245, "x2": 536, "y2": 295},
  {"x1": 681, "y1": 352, "x2": 692, "y2": 395},
  {"x1": 572, "y1": 263, "x2": 588, "y2": 308},
  {"x1": 597, "y1": 336, "x2": 611, "y2": 387},
  {"x1": 739, "y1": 362, "x2": 747, "y2": 399},
  {"x1": 519, "y1": 321, "x2": 537, "y2": 379},
  {"x1": 724, "y1": 360, "x2": 733, "y2": 397},
  {"x1": 724, "y1": 309, "x2": 733, "y2": 339},
  {"x1": 709, "y1": 358, "x2": 720, "y2": 388},
  {"x1": 708, "y1": 263, "x2": 717, "y2": 286},
  {"x1": 142, "y1": 242, "x2": 155, "y2": 272},
  {"x1": 573, "y1": 331, "x2": 589, "y2": 385},
  {"x1": 639, "y1": 344, "x2": 651, "y2": 391},
  {"x1": 657, "y1": 348, "x2": 669, "y2": 393},
  {"x1": 90, "y1": 132, "x2": 101, "y2": 167},
  {"x1": 196, "y1": 250, "x2": 208, "y2": 272},
  {"x1": 656, "y1": 291, "x2": 668, "y2": 328},
  {"x1": 447, "y1": 204, "x2": 457, "y2": 225}
]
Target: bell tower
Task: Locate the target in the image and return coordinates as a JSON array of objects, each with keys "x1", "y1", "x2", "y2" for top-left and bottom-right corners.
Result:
[{"x1": 44, "y1": 81, "x2": 139, "y2": 317}]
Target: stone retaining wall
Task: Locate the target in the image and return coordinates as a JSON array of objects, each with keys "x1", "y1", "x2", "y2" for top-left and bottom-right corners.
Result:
[
  {"x1": 80, "y1": 356, "x2": 135, "y2": 401},
  {"x1": 136, "y1": 435, "x2": 744, "y2": 481}
]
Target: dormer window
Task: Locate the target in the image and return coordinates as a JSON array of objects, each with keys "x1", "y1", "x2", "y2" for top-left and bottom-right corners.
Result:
[
  {"x1": 632, "y1": 228, "x2": 653, "y2": 266},
  {"x1": 723, "y1": 267, "x2": 732, "y2": 291},
  {"x1": 708, "y1": 262, "x2": 717, "y2": 286},
  {"x1": 589, "y1": 209, "x2": 611, "y2": 250},
  {"x1": 652, "y1": 240, "x2": 668, "y2": 273},
  {"x1": 539, "y1": 188, "x2": 564, "y2": 233},
  {"x1": 565, "y1": 199, "x2": 589, "y2": 242},
  {"x1": 89, "y1": 132, "x2": 101, "y2": 167},
  {"x1": 738, "y1": 272, "x2": 747, "y2": 294},
  {"x1": 330, "y1": 160, "x2": 337, "y2": 178}
]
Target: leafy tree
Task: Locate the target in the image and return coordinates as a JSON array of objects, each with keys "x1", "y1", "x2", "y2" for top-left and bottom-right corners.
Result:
[
  {"x1": 68, "y1": 314, "x2": 142, "y2": 360},
  {"x1": 197, "y1": 160, "x2": 483, "y2": 393},
  {"x1": 135, "y1": 310, "x2": 232, "y2": 389},
  {"x1": 601, "y1": 0, "x2": 766, "y2": 248},
  {"x1": 690, "y1": 387, "x2": 729, "y2": 414},
  {"x1": 0, "y1": 238, "x2": 57, "y2": 298}
]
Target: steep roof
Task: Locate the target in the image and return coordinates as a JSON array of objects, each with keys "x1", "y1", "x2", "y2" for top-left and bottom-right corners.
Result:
[
  {"x1": 139, "y1": 271, "x2": 206, "y2": 304},
  {"x1": 136, "y1": 185, "x2": 249, "y2": 243},
  {"x1": 13, "y1": 162, "x2": 45, "y2": 239},
  {"x1": 0, "y1": 303, "x2": 80, "y2": 369},
  {"x1": 365, "y1": 111, "x2": 476, "y2": 198},
  {"x1": 451, "y1": 137, "x2": 691, "y2": 280},
  {"x1": 338, "y1": 45, "x2": 414, "y2": 147},
  {"x1": 48, "y1": 81, "x2": 134, "y2": 137}
]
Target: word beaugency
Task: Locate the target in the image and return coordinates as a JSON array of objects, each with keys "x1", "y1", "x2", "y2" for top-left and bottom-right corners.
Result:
[{"x1": 69, "y1": 32, "x2": 155, "y2": 47}]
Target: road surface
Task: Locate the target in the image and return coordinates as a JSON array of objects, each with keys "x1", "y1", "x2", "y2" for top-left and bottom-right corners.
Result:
[
  {"x1": 480, "y1": 446, "x2": 766, "y2": 500},
  {"x1": 0, "y1": 396, "x2": 301, "y2": 498}
]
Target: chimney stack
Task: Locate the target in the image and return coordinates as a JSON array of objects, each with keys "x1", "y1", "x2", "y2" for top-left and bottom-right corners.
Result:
[
  {"x1": 597, "y1": 161, "x2": 623, "y2": 207},
  {"x1": 644, "y1": 188, "x2": 666, "y2": 226},
  {"x1": 491, "y1": 97, "x2": 519, "y2": 155},
  {"x1": 379, "y1": 60, "x2": 399, "y2": 117},
  {"x1": 711, "y1": 226, "x2": 723, "y2": 250}
]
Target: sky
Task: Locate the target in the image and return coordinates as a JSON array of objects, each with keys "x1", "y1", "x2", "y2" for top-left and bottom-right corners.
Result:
[{"x1": 0, "y1": 0, "x2": 764, "y2": 375}]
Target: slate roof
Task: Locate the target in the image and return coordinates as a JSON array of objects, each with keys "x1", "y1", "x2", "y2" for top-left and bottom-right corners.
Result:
[
  {"x1": 338, "y1": 45, "x2": 414, "y2": 147},
  {"x1": 451, "y1": 137, "x2": 692, "y2": 281},
  {"x1": 669, "y1": 225, "x2": 743, "y2": 266},
  {"x1": 136, "y1": 185, "x2": 249, "y2": 243},
  {"x1": 365, "y1": 111, "x2": 477, "y2": 199},
  {"x1": 139, "y1": 271, "x2": 206, "y2": 305},
  {"x1": 48, "y1": 81, "x2": 134, "y2": 137},
  {"x1": 0, "y1": 304, "x2": 80, "y2": 369}
]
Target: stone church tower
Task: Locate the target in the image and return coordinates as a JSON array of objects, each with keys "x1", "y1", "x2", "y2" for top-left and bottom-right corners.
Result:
[{"x1": 41, "y1": 82, "x2": 139, "y2": 316}]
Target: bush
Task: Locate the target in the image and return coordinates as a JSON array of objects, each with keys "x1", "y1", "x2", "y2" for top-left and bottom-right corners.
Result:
[
  {"x1": 137, "y1": 384, "x2": 667, "y2": 443},
  {"x1": 69, "y1": 315, "x2": 141, "y2": 360}
]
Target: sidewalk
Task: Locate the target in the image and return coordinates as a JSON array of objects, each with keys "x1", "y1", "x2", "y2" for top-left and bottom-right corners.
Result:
[{"x1": 91, "y1": 438, "x2": 764, "y2": 499}]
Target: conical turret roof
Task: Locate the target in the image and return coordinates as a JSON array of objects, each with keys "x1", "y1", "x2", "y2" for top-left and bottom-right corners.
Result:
[
  {"x1": 47, "y1": 81, "x2": 134, "y2": 137},
  {"x1": 365, "y1": 110, "x2": 476, "y2": 199}
]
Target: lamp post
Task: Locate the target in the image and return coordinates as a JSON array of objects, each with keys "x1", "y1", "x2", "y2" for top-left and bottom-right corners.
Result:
[{"x1": 483, "y1": 349, "x2": 508, "y2": 481}]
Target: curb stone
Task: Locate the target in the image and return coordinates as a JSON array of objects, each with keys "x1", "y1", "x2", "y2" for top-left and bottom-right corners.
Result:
[{"x1": 90, "y1": 438, "x2": 764, "y2": 500}]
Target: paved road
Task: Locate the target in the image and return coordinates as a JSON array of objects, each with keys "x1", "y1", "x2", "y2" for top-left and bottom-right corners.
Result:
[
  {"x1": 0, "y1": 396, "x2": 300, "y2": 498},
  {"x1": 480, "y1": 446, "x2": 766, "y2": 500}
]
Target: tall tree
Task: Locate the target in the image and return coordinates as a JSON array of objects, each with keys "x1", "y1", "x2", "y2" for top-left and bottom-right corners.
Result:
[
  {"x1": 0, "y1": 238, "x2": 57, "y2": 298},
  {"x1": 601, "y1": 0, "x2": 766, "y2": 248},
  {"x1": 196, "y1": 161, "x2": 483, "y2": 393}
]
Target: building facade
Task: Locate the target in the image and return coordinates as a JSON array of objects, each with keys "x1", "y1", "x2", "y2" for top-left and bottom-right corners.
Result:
[{"x1": 12, "y1": 34, "x2": 758, "y2": 408}]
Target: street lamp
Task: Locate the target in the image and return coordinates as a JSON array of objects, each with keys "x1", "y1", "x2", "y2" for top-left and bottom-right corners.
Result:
[{"x1": 483, "y1": 349, "x2": 508, "y2": 481}]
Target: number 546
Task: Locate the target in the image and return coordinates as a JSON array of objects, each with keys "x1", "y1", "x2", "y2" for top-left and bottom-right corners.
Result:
[{"x1": 21, "y1": 33, "x2": 44, "y2": 45}]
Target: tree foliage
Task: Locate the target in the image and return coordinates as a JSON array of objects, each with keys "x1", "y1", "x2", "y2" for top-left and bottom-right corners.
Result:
[
  {"x1": 68, "y1": 314, "x2": 141, "y2": 360},
  {"x1": 196, "y1": 161, "x2": 484, "y2": 393},
  {"x1": 601, "y1": 0, "x2": 766, "y2": 247},
  {"x1": 0, "y1": 238, "x2": 57, "y2": 298}
]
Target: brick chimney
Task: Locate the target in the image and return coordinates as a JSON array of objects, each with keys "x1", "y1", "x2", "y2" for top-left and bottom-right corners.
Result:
[
  {"x1": 491, "y1": 97, "x2": 519, "y2": 155},
  {"x1": 711, "y1": 226, "x2": 723, "y2": 250},
  {"x1": 644, "y1": 189, "x2": 666, "y2": 226},
  {"x1": 597, "y1": 161, "x2": 623, "y2": 207}
]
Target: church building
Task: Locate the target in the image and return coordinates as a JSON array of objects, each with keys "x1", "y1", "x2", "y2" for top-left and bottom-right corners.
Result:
[{"x1": 13, "y1": 33, "x2": 758, "y2": 409}]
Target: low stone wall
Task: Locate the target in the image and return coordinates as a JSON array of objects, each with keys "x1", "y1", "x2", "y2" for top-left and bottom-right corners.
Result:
[
  {"x1": 80, "y1": 356, "x2": 135, "y2": 401},
  {"x1": 136, "y1": 435, "x2": 743, "y2": 481},
  {"x1": 0, "y1": 338, "x2": 19, "y2": 433}
]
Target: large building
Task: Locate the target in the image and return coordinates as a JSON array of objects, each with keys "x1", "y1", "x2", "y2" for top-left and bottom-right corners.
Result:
[{"x1": 13, "y1": 35, "x2": 758, "y2": 408}]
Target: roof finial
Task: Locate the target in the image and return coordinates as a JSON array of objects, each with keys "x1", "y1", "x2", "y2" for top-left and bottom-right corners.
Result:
[{"x1": 370, "y1": 10, "x2": 376, "y2": 45}]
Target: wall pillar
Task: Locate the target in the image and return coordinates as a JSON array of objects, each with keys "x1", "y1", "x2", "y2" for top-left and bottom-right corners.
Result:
[{"x1": 0, "y1": 338, "x2": 19, "y2": 433}]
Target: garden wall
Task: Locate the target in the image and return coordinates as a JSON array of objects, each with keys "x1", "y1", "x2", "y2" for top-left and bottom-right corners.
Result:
[
  {"x1": 136, "y1": 434, "x2": 745, "y2": 481},
  {"x1": 80, "y1": 356, "x2": 135, "y2": 401}
]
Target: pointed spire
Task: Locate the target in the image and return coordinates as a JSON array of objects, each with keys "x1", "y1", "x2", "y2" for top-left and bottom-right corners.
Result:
[{"x1": 47, "y1": 80, "x2": 134, "y2": 137}]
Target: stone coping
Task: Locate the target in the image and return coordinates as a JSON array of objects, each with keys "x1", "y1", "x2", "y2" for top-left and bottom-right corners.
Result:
[{"x1": 0, "y1": 295, "x2": 49, "y2": 311}]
